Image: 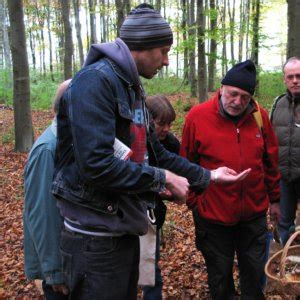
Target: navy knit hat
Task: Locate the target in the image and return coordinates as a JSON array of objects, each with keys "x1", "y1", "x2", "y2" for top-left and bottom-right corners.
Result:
[
  {"x1": 221, "y1": 60, "x2": 257, "y2": 95},
  {"x1": 120, "y1": 3, "x2": 173, "y2": 50}
]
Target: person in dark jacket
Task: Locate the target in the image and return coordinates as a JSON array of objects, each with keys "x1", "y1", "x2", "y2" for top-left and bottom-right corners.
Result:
[
  {"x1": 181, "y1": 60, "x2": 281, "y2": 300},
  {"x1": 23, "y1": 80, "x2": 71, "y2": 299},
  {"x1": 52, "y1": 4, "x2": 250, "y2": 299},
  {"x1": 271, "y1": 56, "x2": 300, "y2": 245},
  {"x1": 142, "y1": 95, "x2": 180, "y2": 300}
]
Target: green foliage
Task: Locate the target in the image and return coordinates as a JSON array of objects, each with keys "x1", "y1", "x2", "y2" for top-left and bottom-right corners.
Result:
[
  {"x1": 1, "y1": 69, "x2": 63, "y2": 110},
  {"x1": 257, "y1": 72, "x2": 285, "y2": 110},
  {"x1": 0, "y1": 69, "x2": 13, "y2": 104},
  {"x1": 2, "y1": 127, "x2": 14, "y2": 145},
  {"x1": 142, "y1": 76, "x2": 189, "y2": 95}
]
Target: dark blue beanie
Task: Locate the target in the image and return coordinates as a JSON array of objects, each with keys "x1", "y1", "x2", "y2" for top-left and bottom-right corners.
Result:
[{"x1": 221, "y1": 60, "x2": 257, "y2": 95}]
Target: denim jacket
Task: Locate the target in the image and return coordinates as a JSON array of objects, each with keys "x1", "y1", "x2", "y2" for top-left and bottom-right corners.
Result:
[{"x1": 52, "y1": 44, "x2": 210, "y2": 235}]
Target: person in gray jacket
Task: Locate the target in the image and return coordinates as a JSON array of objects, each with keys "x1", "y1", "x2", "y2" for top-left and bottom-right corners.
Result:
[
  {"x1": 271, "y1": 56, "x2": 300, "y2": 245},
  {"x1": 23, "y1": 80, "x2": 71, "y2": 299}
]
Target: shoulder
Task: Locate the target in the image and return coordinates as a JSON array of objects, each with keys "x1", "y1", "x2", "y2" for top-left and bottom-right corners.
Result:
[
  {"x1": 187, "y1": 99, "x2": 215, "y2": 120},
  {"x1": 163, "y1": 133, "x2": 180, "y2": 154},
  {"x1": 29, "y1": 127, "x2": 56, "y2": 158}
]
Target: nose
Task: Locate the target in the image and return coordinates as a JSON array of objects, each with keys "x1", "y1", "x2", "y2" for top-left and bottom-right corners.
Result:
[
  {"x1": 162, "y1": 55, "x2": 169, "y2": 67},
  {"x1": 163, "y1": 123, "x2": 171, "y2": 132}
]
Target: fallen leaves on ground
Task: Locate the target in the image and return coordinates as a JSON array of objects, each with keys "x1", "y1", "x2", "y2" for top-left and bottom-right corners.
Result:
[{"x1": 0, "y1": 104, "x2": 293, "y2": 299}]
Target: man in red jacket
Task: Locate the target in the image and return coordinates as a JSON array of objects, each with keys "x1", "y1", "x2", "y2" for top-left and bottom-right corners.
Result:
[{"x1": 181, "y1": 60, "x2": 281, "y2": 300}]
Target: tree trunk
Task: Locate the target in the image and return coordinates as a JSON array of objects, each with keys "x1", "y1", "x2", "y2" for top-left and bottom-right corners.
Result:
[
  {"x1": 220, "y1": 0, "x2": 228, "y2": 77},
  {"x1": 227, "y1": 0, "x2": 235, "y2": 65},
  {"x1": 46, "y1": 0, "x2": 54, "y2": 81},
  {"x1": 197, "y1": 0, "x2": 208, "y2": 102},
  {"x1": 0, "y1": 0, "x2": 11, "y2": 69},
  {"x1": 89, "y1": 0, "x2": 97, "y2": 44},
  {"x1": 208, "y1": 0, "x2": 217, "y2": 92},
  {"x1": 73, "y1": 0, "x2": 84, "y2": 66},
  {"x1": 7, "y1": 0, "x2": 33, "y2": 152},
  {"x1": 61, "y1": 0, "x2": 73, "y2": 79},
  {"x1": 287, "y1": 0, "x2": 300, "y2": 57},
  {"x1": 116, "y1": 0, "x2": 127, "y2": 37},
  {"x1": 250, "y1": 0, "x2": 260, "y2": 94},
  {"x1": 188, "y1": 0, "x2": 196, "y2": 97},
  {"x1": 250, "y1": 0, "x2": 259, "y2": 66},
  {"x1": 181, "y1": 0, "x2": 188, "y2": 82}
]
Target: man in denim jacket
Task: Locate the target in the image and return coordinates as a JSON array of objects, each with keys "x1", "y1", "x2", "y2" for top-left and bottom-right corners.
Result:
[{"x1": 52, "y1": 4, "x2": 250, "y2": 299}]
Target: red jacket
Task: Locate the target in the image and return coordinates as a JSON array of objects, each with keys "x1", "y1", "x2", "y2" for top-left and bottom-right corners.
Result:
[{"x1": 181, "y1": 91, "x2": 280, "y2": 225}]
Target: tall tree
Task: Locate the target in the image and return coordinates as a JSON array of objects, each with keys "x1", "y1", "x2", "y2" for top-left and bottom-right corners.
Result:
[
  {"x1": 7, "y1": 0, "x2": 33, "y2": 152},
  {"x1": 250, "y1": 0, "x2": 259, "y2": 66},
  {"x1": 46, "y1": 0, "x2": 54, "y2": 81},
  {"x1": 197, "y1": 0, "x2": 207, "y2": 102},
  {"x1": 220, "y1": 0, "x2": 228, "y2": 77},
  {"x1": 181, "y1": 0, "x2": 188, "y2": 82},
  {"x1": 116, "y1": 0, "x2": 129, "y2": 37},
  {"x1": 188, "y1": 0, "x2": 197, "y2": 97},
  {"x1": 61, "y1": 0, "x2": 73, "y2": 79},
  {"x1": 73, "y1": 0, "x2": 84, "y2": 66},
  {"x1": 0, "y1": 0, "x2": 11, "y2": 69},
  {"x1": 208, "y1": 0, "x2": 217, "y2": 92},
  {"x1": 88, "y1": 0, "x2": 97, "y2": 44},
  {"x1": 287, "y1": 0, "x2": 300, "y2": 57},
  {"x1": 227, "y1": 0, "x2": 236, "y2": 65}
]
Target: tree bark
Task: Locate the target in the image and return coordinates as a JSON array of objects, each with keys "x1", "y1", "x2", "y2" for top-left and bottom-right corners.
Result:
[
  {"x1": 197, "y1": 0, "x2": 208, "y2": 102},
  {"x1": 208, "y1": 0, "x2": 217, "y2": 92},
  {"x1": 227, "y1": 0, "x2": 235, "y2": 65},
  {"x1": 61, "y1": 0, "x2": 73, "y2": 79},
  {"x1": 181, "y1": 0, "x2": 188, "y2": 82},
  {"x1": 88, "y1": 0, "x2": 97, "y2": 44},
  {"x1": 46, "y1": 0, "x2": 54, "y2": 81},
  {"x1": 73, "y1": 0, "x2": 84, "y2": 66},
  {"x1": 287, "y1": 0, "x2": 300, "y2": 57},
  {"x1": 188, "y1": 0, "x2": 196, "y2": 97},
  {"x1": 7, "y1": 0, "x2": 33, "y2": 152},
  {"x1": 0, "y1": 0, "x2": 11, "y2": 69}
]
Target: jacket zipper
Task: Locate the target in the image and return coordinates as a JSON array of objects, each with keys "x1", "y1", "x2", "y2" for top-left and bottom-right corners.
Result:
[
  {"x1": 236, "y1": 127, "x2": 243, "y2": 220},
  {"x1": 288, "y1": 100, "x2": 295, "y2": 179}
]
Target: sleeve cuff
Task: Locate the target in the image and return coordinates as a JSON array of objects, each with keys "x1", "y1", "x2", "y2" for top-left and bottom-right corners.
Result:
[{"x1": 44, "y1": 271, "x2": 65, "y2": 285}]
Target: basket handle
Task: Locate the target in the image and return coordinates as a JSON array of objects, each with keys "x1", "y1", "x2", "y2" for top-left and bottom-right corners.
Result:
[{"x1": 279, "y1": 230, "x2": 300, "y2": 278}]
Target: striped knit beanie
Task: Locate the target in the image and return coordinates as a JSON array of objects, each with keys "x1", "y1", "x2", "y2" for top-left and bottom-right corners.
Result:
[{"x1": 120, "y1": 3, "x2": 173, "y2": 50}]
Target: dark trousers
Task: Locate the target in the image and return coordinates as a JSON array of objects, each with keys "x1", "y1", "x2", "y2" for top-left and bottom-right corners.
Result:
[
  {"x1": 42, "y1": 281, "x2": 68, "y2": 300},
  {"x1": 60, "y1": 228, "x2": 140, "y2": 300},
  {"x1": 193, "y1": 209, "x2": 267, "y2": 300}
]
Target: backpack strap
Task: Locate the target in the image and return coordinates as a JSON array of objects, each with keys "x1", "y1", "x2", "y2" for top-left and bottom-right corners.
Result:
[
  {"x1": 270, "y1": 94, "x2": 285, "y2": 122},
  {"x1": 253, "y1": 100, "x2": 263, "y2": 132}
]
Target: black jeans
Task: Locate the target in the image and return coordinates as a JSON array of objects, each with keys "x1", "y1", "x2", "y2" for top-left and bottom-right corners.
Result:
[
  {"x1": 193, "y1": 209, "x2": 266, "y2": 300},
  {"x1": 60, "y1": 228, "x2": 140, "y2": 300}
]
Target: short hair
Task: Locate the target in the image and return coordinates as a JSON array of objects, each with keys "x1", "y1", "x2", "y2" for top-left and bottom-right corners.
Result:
[
  {"x1": 283, "y1": 56, "x2": 300, "y2": 73},
  {"x1": 146, "y1": 95, "x2": 176, "y2": 124},
  {"x1": 52, "y1": 79, "x2": 72, "y2": 113}
]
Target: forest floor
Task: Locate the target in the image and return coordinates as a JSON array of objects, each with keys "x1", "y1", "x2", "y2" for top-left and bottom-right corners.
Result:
[{"x1": 0, "y1": 95, "x2": 297, "y2": 299}]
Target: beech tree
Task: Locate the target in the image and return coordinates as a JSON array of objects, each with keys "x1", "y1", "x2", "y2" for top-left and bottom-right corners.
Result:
[
  {"x1": 7, "y1": 0, "x2": 34, "y2": 152},
  {"x1": 287, "y1": 0, "x2": 300, "y2": 57}
]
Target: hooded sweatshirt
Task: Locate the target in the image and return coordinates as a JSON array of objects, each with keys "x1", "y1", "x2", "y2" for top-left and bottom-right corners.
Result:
[{"x1": 56, "y1": 39, "x2": 159, "y2": 236}]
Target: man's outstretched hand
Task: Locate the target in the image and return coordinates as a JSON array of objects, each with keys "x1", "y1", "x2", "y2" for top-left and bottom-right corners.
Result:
[{"x1": 211, "y1": 167, "x2": 251, "y2": 183}]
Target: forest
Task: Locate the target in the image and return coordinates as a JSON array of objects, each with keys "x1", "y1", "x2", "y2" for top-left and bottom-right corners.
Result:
[{"x1": 1, "y1": 0, "x2": 300, "y2": 298}]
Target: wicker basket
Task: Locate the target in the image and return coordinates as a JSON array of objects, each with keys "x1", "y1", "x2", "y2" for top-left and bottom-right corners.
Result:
[{"x1": 265, "y1": 230, "x2": 300, "y2": 296}]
